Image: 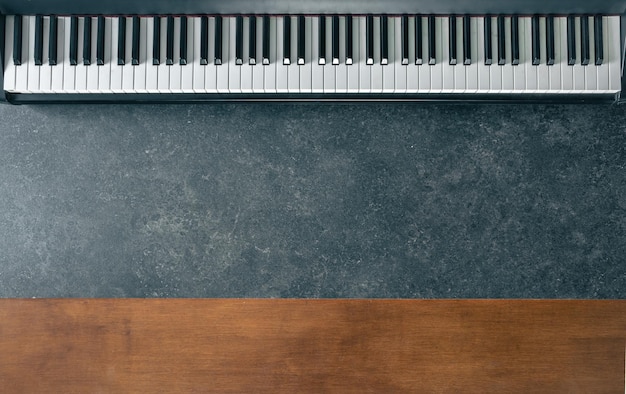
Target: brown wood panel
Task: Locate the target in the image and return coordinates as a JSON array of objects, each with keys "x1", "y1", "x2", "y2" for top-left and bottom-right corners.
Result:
[{"x1": 0, "y1": 299, "x2": 624, "y2": 393}]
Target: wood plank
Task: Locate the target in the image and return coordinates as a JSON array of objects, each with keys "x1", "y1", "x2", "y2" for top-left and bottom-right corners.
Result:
[{"x1": 0, "y1": 299, "x2": 624, "y2": 392}]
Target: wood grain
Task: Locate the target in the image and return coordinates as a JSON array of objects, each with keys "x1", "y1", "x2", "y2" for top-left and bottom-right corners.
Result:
[{"x1": 0, "y1": 299, "x2": 624, "y2": 393}]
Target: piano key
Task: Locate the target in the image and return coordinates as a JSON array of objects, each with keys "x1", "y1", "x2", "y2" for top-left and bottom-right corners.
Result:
[
  {"x1": 117, "y1": 16, "x2": 126, "y2": 65},
  {"x1": 448, "y1": 15, "x2": 457, "y2": 65},
  {"x1": 401, "y1": 15, "x2": 409, "y2": 65},
  {"x1": 606, "y1": 16, "x2": 621, "y2": 92},
  {"x1": 366, "y1": 15, "x2": 374, "y2": 65},
  {"x1": 428, "y1": 15, "x2": 436, "y2": 65},
  {"x1": 152, "y1": 16, "x2": 159, "y2": 65},
  {"x1": 531, "y1": 16, "x2": 540, "y2": 65},
  {"x1": 240, "y1": 17, "x2": 252, "y2": 91},
  {"x1": 572, "y1": 16, "x2": 585, "y2": 91},
  {"x1": 252, "y1": 16, "x2": 265, "y2": 91},
  {"x1": 297, "y1": 15, "x2": 305, "y2": 65},
  {"x1": 463, "y1": 15, "x2": 471, "y2": 65},
  {"x1": 166, "y1": 16, "x2": 174, "y2": 65},
  {"x1": 311, "y1": 15, "x2": 324, "y2": 92},
  {"x1": 418, "y1": 16, "x2": 431, "y2": 91},
  {"x1": 96, "y1": 16, "x2": 105, "y2": 66},
  {"x1": 229, "y1": 17, "x2": 242, "y2": 92},
  {"x1": 13, "y1": 15, "x2": 22, "y2": 65},
  {"x1": 567, "y1": 16, "x2": 575, "y2": 65},
  {"x1": 169, "y1": 17, "x2": 182, "y2": 91},
  {"x1": 483, "y1": 16, "x2": 492, "y2": 65},
  {"x1": 358, "y1": 16, "x2": 371, "y2": 91},
  {"x1": 345, "y1": 15, "x2": 353, "y2": 65},
  {"x1": 380, "y1": 15, "x2": 389, "y2": 65},
  {"x1": 594, "y1": 15, "x2": 603, "y2": 65},
  {"x1": 97, "y1": 17, "x2": 111, "y2": 90},
  {"x1": 39, "y1": 16, "x2": 51, "y2": 90},
  {"x1": 4, "y1": 16, "x2": 17, "y2": 91},
  {"x1": 262, "y1": 15, "x2": 270, "y2": 65},
  {"x1": 299, "y1": 16, "x2": 312, "y2": 92},
  {"x1": 406, "y1": 15, "x2": 418, "y2": 92},
  {"x1": 332, "y1": 15, "x2": 340, "y2": 65},
  {"x1": 370, "y1": 16, "x2": 382, "y2": 91},
  {"x1": 536, "y1": 16, "x2": 549, "y2": 91},
  {"x1": 501, "y1": 16, "x2": 514, "y2": 91},
  {"x1": 476, "y1": 15, "x2": 490, "y2": 91},
  {"x1": 48, "y1": 15, "x2": 58, "y2": 65},
  {"x1": 511, "y1": 16, "x2": 519, "y2": 65},
  {"x1": 83, "y1": 16, "x2": 92, "y2": 65},
  {"x1": 132, "y1": 16, "x2": 140, "y2": 65},
  {"x1": 121, "y1": 17, "x2": 134, "y2": 92},
  {"x1": 85, "y1": 18, "x2": 98, "y2": 90},
  {"x1": 497, "y1": 16, "x2": 505, "y2": 65},
  {"x1": 235, "y1": 15, "x2": 243, "y2": 65},
  {"x1": 580, "y1": 16, "x2": 589, "y2": 65},
  {"x1": 523, "y1": 17, "x2": 537, "y2": 91},
  {"x1": 441, "y1": 16, "x2": 454, "y2": 91},
  {"x1": 214, "y1": 15, "x2": 223, "y2": 65},
  {"x1": 276, "y1": 16, "x2": 288, "y2": 91},
  {"x1": 511, "y1": 16, "x2": 525, "y2": 89},
  {"x1": 181, "y1": 16, "x2": 194, "y2": 90},
  {"x1": 454, "y1": 16, "x2": 465, "y2": 90},
  {"x1": 382, "y1": 16, "x2": 395, "y2": 92},
  {"x1": 199, "y1": 16, "x2": 208, "y2": 65},
  {"x1": 546, "y1": 16, "x2": 555, "y2": 65},
  {"x1": 134, "y1": 17, "x2": 148, "y2": 92},
  {"x1": 34, "y1": 15, "x2": 43, "y2": 66},
  {"x1": 157, "y1": 17, "x2": 170, "y2": 91},
  {"x1": 192, "y1": 17, "x2": 206, "y2": 91},
  {"x1": 249, "y1": 16, "x2": 256, "y2": 65},
  {"x1": 324, "y1": 16, "x2": 336, "y2": 91},
  {"x1": 335, "y1": 16, "x2": 348, "y2": 92},
  {"x1": 69, "y1": 16, "x2": 78, "y2": 65},
  {"x1": 585, "y1": 16, "x2": 597, "y2": 91},
  {"x1": 62, "y1": 17, "x2": 76, "y2": 92},
  {"x1": 216, "y1": 16, "x2": 229, "y2": 92},
  {"x1": 489, "y1": 17, "x2": 502, "y2": 91},
  {"x1": 144, "y1": 17, "x2": 158, "y2": 92},
  {"x1": 110, "y1": 17, "x2": 123, "y2": 91},
  {"x1": 74, "y1": 17, "x2": 88, "y2": 92},
  {"x1": 203, "y1": 16, "x2": 218, "y2": 92},
  {"x1": 430, "y1": 16, "x2": 443, "y2": 92},
  {"x1": 558, "y1": 17, "x2": 573, "y2": 91},
  {"x1": 393, "y1": 16, "x2": 406, "y2": 92},
  {"x1": 465, "y1": 16, "x2": 478, "y2": 92},
  {"x1": 179, "y1": 16, "x2": 188, "y2": 66},
  {"x1": 288, "y1": 16, "x2": 300, "y2": 90},
  {"x1": 282, "y1": 16, "x2": 291, "y2": 65},
  {"x1": 415, "y1": 15, "x2": 422, "y2": 65}
]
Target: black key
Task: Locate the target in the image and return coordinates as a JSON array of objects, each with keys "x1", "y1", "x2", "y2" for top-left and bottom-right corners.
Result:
[
  {"x1": 297, "y1": 15, "x2": 305, "y2": 65},
  {"x1": 49, "y1": 15, "x2": 58, "y2": 65},
  {"x1": 366, "y1": 15, "x2": 374, "y2": 65},
  {"x1": 415, "y1": 15, "x2": 422, "y2": 65},
  {"x1": 511, "y1": 16, "x2": 519, "y2": 65},
  {"x1": 215, "y1": 15, "x2": 223, "y2": 65},
  {"x1": 96, "y1": 16, "x2": 105, "y2": 65},
  {"x1": 13, "y1": 15, "x2": 22, "y2": 65},
  {"x1": 546, "y1": 16, "x2": 555, "y2": 65},
  {"x1": 594, "y1": 15, "x2": 603, "y2": 65},
  {"x1": 319, "y1": 16, "x2": 326, "y2": 65},
  {"x1": 448, "y1": 15, "x2": 457, "y2": 65},
  {"x1": 166, "y1": 16, "x2": 174, "y2": 65},
  {"x1": 401, "y1": 15, "x2": 409, "y2": 65},
  {"x1": 179, "y1": 16, "x2": 187, "y2": 65},
  {"x1": 119, "y1": 17, "x2": 127, "y2": 65},
  {"x1": 69, "y1": 16, "x2": 78, "y2": 65},
  {"x1": 152, "y1": 16, "x2": 159, "y2": 65},
  {"x1": 463, "y1": 15, "x2": 471, "y2": 65},
  {"x1": 235, "y1": 15, "x2": 243, "y2": 65},
  {"x1": 83, "y1": 17, "x2": 92, "y2": 65},
  {"x1": 332, "y1": 15, "x2": 340, "y2": 65},
  {"x1": 249, "y1": 16, "x2": 257, "y2": 65},
  {"x1": 567, "y1": 15, "x2": 575, "y2": 65},
  {"x1": 200, "y1": 16, "x2": 208, "y2": 65},
  {"x1": 345, "y1": 15, "x2": 353, "y2": 64},
  {"x1": 262, "y1": 15, "x2": 270, "y2": 65},
  {"x1": 428, "y1": 15, "x2": 435, "y2": 65},
  {"x1": 132, "y1": 16, "x2": 140, "y2": 65},
  {"x1": 580, "y1": 16, "x2": 589, "y2": 65},
  {"x1": 380, "y1": 16, "x2": 389, "y2": 65},
  {"x1": 484, "y1": 16, "x2": 492, "y2": 65},
  {"x1": 531, "y1": 16, "x2": 540, "y2": 65},
  {"x1": 283, "y1": 16, "x2": 291, "y2": 65},
  {"x1": 497, "y1": 15, "x2": 505, "y2": 65},
  {"x1": 34, "y1": 15, "x2": 43, "y2": 65}
]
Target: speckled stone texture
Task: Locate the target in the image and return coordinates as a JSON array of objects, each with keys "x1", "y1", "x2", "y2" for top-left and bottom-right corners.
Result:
[{"x1": 0, "y1": 103, "x2": 624, "y2": 298}]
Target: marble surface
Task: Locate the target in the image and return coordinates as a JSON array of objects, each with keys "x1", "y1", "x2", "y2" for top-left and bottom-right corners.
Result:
[{"x1": 0, "y1": 103, "x2": 624, "y2": 298}]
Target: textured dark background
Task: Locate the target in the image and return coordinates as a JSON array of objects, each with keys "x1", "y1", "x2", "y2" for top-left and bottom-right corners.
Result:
[{"x1": 0, "y1": 103, "x2": 624, "y2": 298}]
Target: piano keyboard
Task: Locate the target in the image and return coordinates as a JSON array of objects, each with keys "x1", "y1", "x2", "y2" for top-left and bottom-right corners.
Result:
[{"x1": 2, "y1": 14, "x2": 622, "y2": 98}]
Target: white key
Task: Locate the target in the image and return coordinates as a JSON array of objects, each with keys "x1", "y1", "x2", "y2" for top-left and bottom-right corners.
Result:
[
  {"x1": 190, "y1": 17, "x2": 204, "y2": 93},
  {"x1": 110, "y1": 17, "x2": 123, "y2": 92},
  {"x1": 524, "y1": 17, "x2": 537, "y2": 93},
  {"x1": 180, "y1": 17, "x2": 194, "y2": 92},
  {"x1": 51, "y1": 16, "x2": 65, "y2": 93},
  {"x1": 512, "y1": 17, "x2": 526, "y2": 92},
  {"x1": 406, "y1": 16, "x2": 418, "y2": 93},
  {"x1": 75, "y1": 17, "x2": 88, "y2": 92},
  {"x1": 240, "y1": 17, "x2": 253, "y2": 93},
  {"x1": 299, "y1": 16, "x2": 312, "y2": 93},
  {"x1": 86, "y1": 17, "x2": 100, "y2": 93},
  {"x1": 476, "y1": 17, "x2": 490, "y2": 92},
  {"x1": 157, "y1": 17, "x2": 170, "y2": 92},
  {"x1": 606, "y1": 16, "x2": 621, "y2": 92},
  {"x1": 347, "y1": 16, "x2": 360, "y2": 93},
  {"x1": 324, "y1": 17, "x2": 336, "y2": 93},
  {"x1": 430, "y1": 17, "x2": 443, "y2": 93},
  {"x1": 263, "y1": 17, "x2": 276, "y2": 93},
  {"x1": 3, "y1": 15, "x2": 17, "y2": 92},
  {"x1": 216, "y1": 17, "x2": 231, "y2": 92},
  {"x1": 336, "y1": 16, "x2": 348, "y2": 93},
  {"x1": 145, "y1": 17, "x2": 159, "y2": 93},
  {"x1": 228, "y1": 17, "x2": 241, "y2": 93},
  {"x1": 572, "y1": 16, "x2": 585, "y2": 92},
  {"x1": 97, "y1": 17, "x2": 111, "y2": 93},
  {"x1": 454, "y1": 16, "x2": 466, "y2": 93},
  {"x1": 275, "y1": 16, "x2": 288, "y2": 93},
  {"x1": 418, "y1": 17, "x2": 431, "y2": 93},
  {"x1": 169, "y1": 17, "x2": 182, "y2": 92},
  {"x1": 39, "y1": 16, "x2": 51, "y2": 92},
  {"x1": 358, "y1": 16, "x2": 370, "y2": 92},
  {"x1": 382, "y1": 17, "x2": 395, "y2": 93},
  {"x1": 122, "y1": 17, "x2": 135, "y2": 93},
  {"x1": 62, "y1": 17, "x2": 75, "y2": 93},
  {"x1": 394, "y1": 17, "x2": 407, "y2": 93},
  {"x1": 465, "y1": 17, "x2": 478, "y2": 92},
  {"x1": 536, "y1": 17, "x2": 549, "y2": 92},
  {"x1": 558, "y1": 17, "x2": 573, "y2": 92},
  {"x1": 548, "y1": 17, "x2": 562, "y2": 92},
  {"x1": 288, "y1": 16, "x2": 300, "y2": 92},
  {"x1": 252, "y1": 16, "x2": 265, "y2": 93},
  {"x1": 15, "y1": 15, "x2": 29, "y2": 92},
  {"x1": 205, "y1": 17, "x2": 218, "y2": 93},
  {"x1": 488, "y1": 17, "x2": 501, "y2": 92},
  {"x1": 134, "y1": 17, "x2": 148, "y2": 93},
  {"x1": 27, "y1": 16, "x2": 40, "y2": 92},
  {"x1": 441, "y1": 17, "x2": 455, "y2": 93},
  {"x1": 311, "y1": 16, "x2": 324, "y2": 93},
  {"x1": 370, "y1": 17, "x2": 382, "y2": 93},
  {"x1": 585, "y1": 16, "x2": 597, "y2": 91},
  {"x1": 501, "y1": 17, "x2": 514, "y2": 92}
]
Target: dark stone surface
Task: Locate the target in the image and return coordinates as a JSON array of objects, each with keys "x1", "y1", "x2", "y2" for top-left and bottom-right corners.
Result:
[{"x1": 0, "y1": 103, "x2": 624, "y2": 298}]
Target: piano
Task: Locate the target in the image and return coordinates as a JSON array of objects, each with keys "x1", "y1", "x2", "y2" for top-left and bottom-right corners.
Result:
[{"x1": 1, "y1": 0, "x2": 625, "y2": 103}]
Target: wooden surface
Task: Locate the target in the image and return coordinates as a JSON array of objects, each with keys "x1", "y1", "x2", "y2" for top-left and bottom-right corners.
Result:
[{"x1": 0, "y1": 299, "x2": 624, "y2": 393}]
